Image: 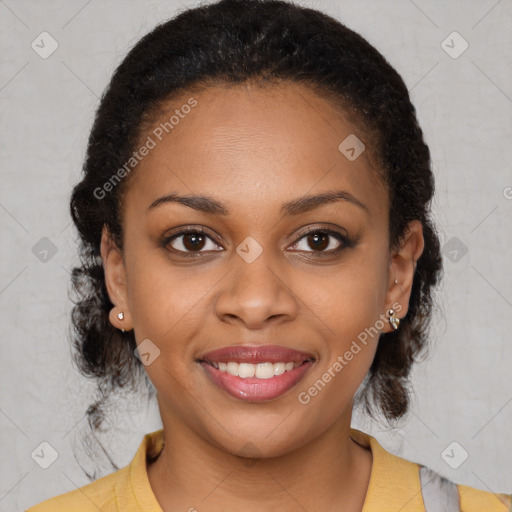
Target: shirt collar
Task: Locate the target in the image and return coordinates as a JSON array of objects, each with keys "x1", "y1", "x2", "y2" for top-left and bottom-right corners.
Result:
[
  {"x1": 117, "y1": 427, "x2": 424, "y2": 512},
  {"x1": 350, "y1": 428, "x2": 425, "y2": 511}
]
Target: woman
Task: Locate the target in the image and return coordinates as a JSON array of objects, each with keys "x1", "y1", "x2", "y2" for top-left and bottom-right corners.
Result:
[{"x1": 26, "y1": 0, "x2": 512, "y2": 510}]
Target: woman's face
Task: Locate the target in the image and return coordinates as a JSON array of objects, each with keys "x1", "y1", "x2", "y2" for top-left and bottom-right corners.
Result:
[{"x1": 102, "y1": 82, "x2": 422, "y2": 457}]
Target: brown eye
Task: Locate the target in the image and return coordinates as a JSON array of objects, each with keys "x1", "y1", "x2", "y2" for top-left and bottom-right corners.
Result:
[
  {"x1": 289, "y1": 227, "x2": 351, "y2": 255},
  {"x1": 183, "y1": 233, "x2": 206, "y2": 251},
  {"x1": 164, "y1": 229, "x2": 223, "y2": 254},
  {"x1": 306, "y1": 232, "x2": 330, "y2": 251}
]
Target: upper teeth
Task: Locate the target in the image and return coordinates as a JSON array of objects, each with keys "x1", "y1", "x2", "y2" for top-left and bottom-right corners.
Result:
[{"x1": 211, "y1": 361, "x2": 301, "y2": 379}]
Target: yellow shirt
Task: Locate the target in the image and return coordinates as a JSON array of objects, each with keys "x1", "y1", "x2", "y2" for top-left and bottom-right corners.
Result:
[{"x1": 26, "y1": 428, "x2": 511, "y2": 512}]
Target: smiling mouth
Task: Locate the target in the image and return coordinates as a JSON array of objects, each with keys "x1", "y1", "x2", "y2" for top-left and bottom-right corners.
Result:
[
  {"x1": 202, "y1": 360, "x2": 310, "y2": 378},
  {"x1": 197, "y1": 344, "x2": 316, "y2": 401}
]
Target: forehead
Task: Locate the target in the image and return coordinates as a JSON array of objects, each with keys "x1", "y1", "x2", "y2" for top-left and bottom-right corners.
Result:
[{"x1": 125, "y1": 82, "x2": 388, "y2": 219}]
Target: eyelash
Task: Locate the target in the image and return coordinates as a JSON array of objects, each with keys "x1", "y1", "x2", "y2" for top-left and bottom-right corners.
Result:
[{"x1": 161, "y1": 225, "x2": 353, "y2": 258}]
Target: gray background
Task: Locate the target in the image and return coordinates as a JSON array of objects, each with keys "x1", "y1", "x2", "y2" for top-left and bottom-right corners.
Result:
[{"x1": 1, "y1": 0, "x2": 511, "y2": 510}]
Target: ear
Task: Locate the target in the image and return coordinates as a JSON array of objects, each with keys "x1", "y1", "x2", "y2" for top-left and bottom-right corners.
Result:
[
  {"x1": 99, "y1": 225, "x2": 132, "y2": 331},
  {"x1": 382, "y1": 220, "x2": 425, "y2": 333}
]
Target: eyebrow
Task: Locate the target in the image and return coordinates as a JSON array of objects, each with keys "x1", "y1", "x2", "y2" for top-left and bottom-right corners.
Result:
[{"x1": 147, "y1": 190, "x2": 368, "y2": 216}]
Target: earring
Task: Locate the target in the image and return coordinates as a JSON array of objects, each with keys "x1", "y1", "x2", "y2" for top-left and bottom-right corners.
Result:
[
  {"x1": 117, "y1": 311, "x2": 125, "y2": 333},
  {"x1": 392, "y1": 266, "x2": 398, "y2": 285},
  {"x1": 387, "y1": 309, "x2": 400, "y2": 331}
]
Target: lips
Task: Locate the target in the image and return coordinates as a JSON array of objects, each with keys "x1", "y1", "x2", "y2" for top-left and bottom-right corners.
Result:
[
  {"x1": 197, "y1": 344, "x2": 315, "y2": 402},
  {"x1": 199, "y1": 344, "x2": 315, "y2": 364}
]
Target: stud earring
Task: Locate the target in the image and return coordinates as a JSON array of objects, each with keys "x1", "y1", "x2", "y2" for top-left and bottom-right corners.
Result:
[
  {"x1": 117, "y1": 311, "x2": 125, "y2": 333},
  {"x1": 387, "y1": 309, "x2": 400, "y2": 331}
]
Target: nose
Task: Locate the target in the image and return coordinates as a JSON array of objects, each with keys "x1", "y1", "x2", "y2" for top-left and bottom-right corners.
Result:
[{"x1": 214, "y1": 247, "x2": 299, "y2": 330}]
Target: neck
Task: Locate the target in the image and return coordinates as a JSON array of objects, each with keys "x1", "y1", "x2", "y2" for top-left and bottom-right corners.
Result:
[{"x1": 147, "y1": 403, "x2": 372, "y2": 512}]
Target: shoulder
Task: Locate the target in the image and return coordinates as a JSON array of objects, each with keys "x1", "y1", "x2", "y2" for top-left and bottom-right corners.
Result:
[
  {"x1": 457, "y1": 483, "x2": 511, "y2": 512},
  {"x1": 25, "y1": 465, "x2": 127, "y2": 512},
  {"x1": 420, "y1": 464, "x2": 511, "y2": 512},
  {"x1": 350, "y1": 428, "x2": 511, "y2": 511},
  {"x1": 25, "y1": 429, "x2": 164, "y2": 512}
]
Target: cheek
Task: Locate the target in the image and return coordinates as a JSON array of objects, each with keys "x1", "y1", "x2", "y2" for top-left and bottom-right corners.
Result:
[
  {"x1": 297, "y1": 244, "x2": 387, "y2": 388},
  {"x1": 296, "y1": 289, "x2": 382, "y2": 420},
  {"x1": 124, "y1": 244, "x2": 216, "y2": 349},
  {"x1": 302, "y1": 246, "x2": 388, "y2": 335}
]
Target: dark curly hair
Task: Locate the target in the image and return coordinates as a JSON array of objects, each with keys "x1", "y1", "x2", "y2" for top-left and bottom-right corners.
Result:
[{"x1": 69, "y1": 0, "x2": 443, "y2": 473}]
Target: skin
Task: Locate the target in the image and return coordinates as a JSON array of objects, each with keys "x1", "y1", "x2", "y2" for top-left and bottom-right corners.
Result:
[{"x1": 100, "y1": 82, "x2": 424, "y2": 512}]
